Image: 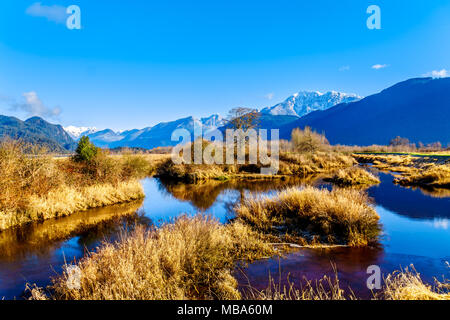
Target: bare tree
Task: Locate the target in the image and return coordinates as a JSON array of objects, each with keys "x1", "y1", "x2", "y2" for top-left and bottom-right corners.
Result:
[
  {"x1": 227, "y1": 107, "x2": 260, "y2": 131},
  {"x1": 389, "y1": 136, "x2": 410, "y2": 146}
]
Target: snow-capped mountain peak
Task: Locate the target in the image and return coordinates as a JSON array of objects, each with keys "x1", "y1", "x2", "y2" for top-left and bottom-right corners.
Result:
[
  {"x1": 200, "y1": 114, "x2": 226, "y2": 130},
  {"x1": 64, "y1": 126, "x2": 98, "y2": 139},
  {"x1": 261, "y1": 90, "x2": 361, "y2": 117}
]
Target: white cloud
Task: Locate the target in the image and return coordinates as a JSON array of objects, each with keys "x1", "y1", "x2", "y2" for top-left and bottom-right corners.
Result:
[
  {"x1": 371, "y1": 64, "x2": 388, "y2": 70},
  {"x1": 265, "y1": 93, "x2": 274, "y2": 100},
  {"x1": 25, "y1": 2, "x2": 68, "y2": 24},
  {"x1": 10, "y1": 91, "x2": 61, "y2": 119},
  {"x1": 339, "y1": 65, "x2": 350, "y2": 72},
  {"x1": 423, "y1": 69, "x2": 448, "y2": 78},
  {"x1": 431, "y1": 218, "x2": 448, "y2": 230}
]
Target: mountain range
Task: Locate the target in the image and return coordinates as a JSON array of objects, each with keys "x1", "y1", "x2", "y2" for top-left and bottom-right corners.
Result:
[
  {"x1": 279, "y1": 77, "x2": 450, "y2": 145},
  {"x1": 66, "y1": 114, "x2": 228, "y2": 149},
  {"x1": 1, "y1": 77, "x2": 449, "y2": 151},
  {"x1": 66, "y1": 91, "x2": 353, "y2": 149}
]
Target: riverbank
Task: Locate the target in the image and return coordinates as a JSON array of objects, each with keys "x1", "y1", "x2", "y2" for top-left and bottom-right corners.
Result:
[
  {"x1": 156, "y1": 151, "x2": 357, "y2": 183},
  {"x1": 353, "y1": 153, "x2": 450, "y2": 190},
  {"x1": 0, "y1": 140, "x2": 166, "y2": 231},
  {"x1": 0, "y1": 180, "x2": 145, "y2": 231}
]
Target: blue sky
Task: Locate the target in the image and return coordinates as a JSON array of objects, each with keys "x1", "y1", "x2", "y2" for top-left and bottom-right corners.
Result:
[{"x1": 0, "y1": 0, "x2": 449, "y2": 130}]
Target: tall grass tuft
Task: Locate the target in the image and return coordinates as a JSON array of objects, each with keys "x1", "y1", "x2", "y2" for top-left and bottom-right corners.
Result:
[
  {"x1": 235, "y1": 187, "x2": 380, "y2": 246},
  {"x1": 49, "y1": 215, "x2": 274, "y2": 300},
  {"x1": 325, "y1": 167, "x2": 380, "y2": 187},
  {"x1": 379, "y1": 265, "x2": 450, "y2": 300},
  {"x1": 291, "y1": 127, "x2": 329, "y2": 153},
  {"x1": 394, "y1": 164, "x2": 450, "y2": 189}
]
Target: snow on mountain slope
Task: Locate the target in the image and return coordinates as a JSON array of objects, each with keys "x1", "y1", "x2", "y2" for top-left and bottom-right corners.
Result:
[
  {"x1": 81, "y1": 114, "x2": 227, "y2": 149},
  {"x1": 64, "y1": 126, "x2": 98, "y2": 139},
  {"x1": 261, "y1": 91, "x2": 361, "y2": 117},
  {"x1": 200, "y1": 114, "x2": 226, "y2": 131}
]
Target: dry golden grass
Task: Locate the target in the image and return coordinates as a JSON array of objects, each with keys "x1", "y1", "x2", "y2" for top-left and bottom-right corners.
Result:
[
  {"x1": 394, "y1": 164, "x2": 450, "y2": 188},
  {"x1": 379, "y1": 266, "x2": 450, "y2": 300},
  {"x1": 157, "y1": 151, "x2": 355, "y2": 183},
  {"x1": 333, "y1": 144, "x2": 448, "y2": 154},
  {"x1": 277, "y1": 152, "x2": 356, "y2": 176},
  {"x1": 234, "y1": 187, "x2": 380, "y2": 246},
  {"x1": 0, "y1": 180, "x2": 143, "y2": 231},
  {"x1": 43, "y1": 236, "x2": 448, "y2": 300},
  {"x1": 0, "y1": 139, "x2": 162, "y2": 231},
  {"x1": 325, "y1": 167, "x2": 380, "y2": 187},
  {"x1": 157, "y1": 160, "x2": 230, "y2": 183},
  {"x1": 291, "y1": 127, "x2": 329, "y2": 153},
  {"x1": 353, "y1": 153, "x2": 450, "y2": 189},
  {"x1": 48, "y1": 215, "x2": 274, "y2": 300},
  {"x1": 353, "y1": 154, "x2": 415, "y2": 170}
]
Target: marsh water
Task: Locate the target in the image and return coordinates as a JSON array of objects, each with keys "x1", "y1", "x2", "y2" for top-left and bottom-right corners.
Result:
[{"x1": 0, "y1": 171, "x2": 449, "y2": 299}]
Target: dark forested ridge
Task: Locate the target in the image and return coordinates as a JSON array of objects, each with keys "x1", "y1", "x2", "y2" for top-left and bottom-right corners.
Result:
[{"x1": 0, "y1": 115, "x2": 76, "y2": 152}]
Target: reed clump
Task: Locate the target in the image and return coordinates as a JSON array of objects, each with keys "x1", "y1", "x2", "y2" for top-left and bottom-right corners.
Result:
[
  {"x1": 378, "y1": 266, "x2": 450, "y2": 300},
  {"x1": 394, "y1": 164, "x2": 450, "y2": 189},
  {"x1": 157, "y1": 150, "x2": 356, "y2": 183},
  {"x1": 291, "y1": 126, "x2": 329, "y2": 153},
  {"x1": 234, "y1": 187, "x2": 380, "y2": 246},
  {"x1": 48, "y1": 215, "x2": 274, "y2": 300},
  {"x1": 277, "y1": 152, "x2": 356, "y2": 176},
  {"x1": 353, "y1": 154, "x2": 416, "y2": 171},
  {"x1": 353, "y1": 153, "x2": 450, "y2": 189},
  {"x1": 325, "y1": 167, "x2": 380, "y2": 187}
]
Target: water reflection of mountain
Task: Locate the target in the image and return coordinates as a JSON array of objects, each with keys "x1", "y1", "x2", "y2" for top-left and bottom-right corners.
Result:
[
  {"x1": 157, "y1": 176, "x2": 322, "y2": 210},
  {"x1": 368, "y1": 173, "x2": 450, "y2": 220}
]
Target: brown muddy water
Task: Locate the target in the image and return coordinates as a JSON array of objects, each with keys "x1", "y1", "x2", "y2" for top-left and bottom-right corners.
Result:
[{"x1": 0, "y1": 173, "x2": 449, "y2": 299}]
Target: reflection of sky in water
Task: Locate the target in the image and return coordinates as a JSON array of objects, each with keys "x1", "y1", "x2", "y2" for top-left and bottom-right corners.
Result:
[
  {"x1": 0, "y1": 236, "x2": 84, "y2": 299},
  {"x1": 428, "y1": 218, "x2": 449, "y2": 230},
  {"x1": 376, "y1": 205, "x2": 450, "y2": 259},
  {"x1": 367, "y1": 172, "x2": 450, "y2": 220}
]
